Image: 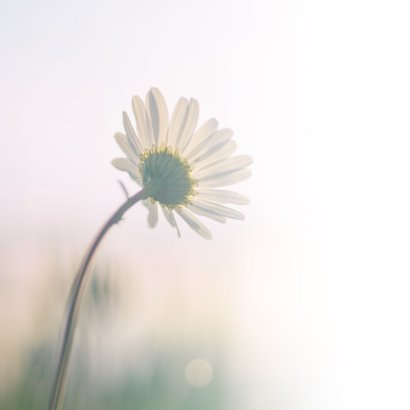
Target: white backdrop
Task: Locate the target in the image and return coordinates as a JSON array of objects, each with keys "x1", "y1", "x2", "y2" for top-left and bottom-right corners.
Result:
[{"x1": 1, "y1": 0, "x2": 410, "y2": 409}]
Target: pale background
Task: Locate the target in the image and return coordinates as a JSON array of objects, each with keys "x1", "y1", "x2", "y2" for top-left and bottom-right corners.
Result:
[{"x1": 1, "y1": 0, "x2": 410, "y2": 409}]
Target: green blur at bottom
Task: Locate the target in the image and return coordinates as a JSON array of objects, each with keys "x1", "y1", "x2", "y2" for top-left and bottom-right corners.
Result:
[{"x1": 1, "y1": 343, "x2": 227, "y2": 410}]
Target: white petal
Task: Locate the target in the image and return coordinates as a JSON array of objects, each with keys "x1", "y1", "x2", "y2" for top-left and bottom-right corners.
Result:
[
  {"x1": 176, "y1": 98, "x2": 199, "y2": 152},
  {"x1": 143, "y1": 200, "x2": 158, "y2": 228},
  {"x1": 161, "y1": 205, "x2": 175, "y2": 227},
  {"x1": 114, "y1": 132, "x2": 138, "y2": 161},
  {"x1": 186, "y1": 128, "x2": 233, "y2": 163},
  {"x1": 195, "y1": 189, "x2": 250, "y2": 205},
  {"x1": 198, "y1": 169, "x2": 252, "y2": 187},
  {"x1": 193, "y1": 155, "x2": 252, "y2": 179},
  {"x1": 168, "y1": 97, "x2": 188, "y2": 147},
  {"x1": 161, "y1": 206, "x2": 181, "y2": 237},
  {"x1": 132, "y1": 95, "x2": 151, "y2": 148},
  {"x1": 191, "y1": 141, "x2": 237, "y2": 171},
  {"x1": 145, "y1": 88, "x2": 169, "y2": 145},
  {"x1": 123, "y1": 111, "x2": 143, "y2": 155},
  {"x1": 187, "y1": 204, "x2": 227, "y2": 223},
  {"x1": 182, "y1": 118, "x2": 219, "y2": 157},
  {"x1": 111, "y1": 158, "x2": 142, "y2": 185},
  {"x1": 190, "y1": 198, "x2": 244, "y2": 220},
  {"x1": 111, "y1": 157, "x2": 136, "y2": 174},
  {"x1": 175, "y1": 208, "x2": 212, "y2": 240}
]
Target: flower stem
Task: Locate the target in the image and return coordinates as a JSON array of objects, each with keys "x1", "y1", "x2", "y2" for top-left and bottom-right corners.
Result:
[{"x1": 49, "y1": 188, "x2": 148, "y2": 410}]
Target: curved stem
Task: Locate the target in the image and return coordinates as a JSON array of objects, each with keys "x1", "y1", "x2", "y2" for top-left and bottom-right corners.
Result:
[{"x1": 49, "y1": 188, "x2": 148, "y2": 410}]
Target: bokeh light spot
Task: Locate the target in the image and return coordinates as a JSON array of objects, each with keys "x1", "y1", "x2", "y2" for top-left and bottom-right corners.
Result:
[{"x1": 184, "y1": 358, "x2": 214, "y2": 387}]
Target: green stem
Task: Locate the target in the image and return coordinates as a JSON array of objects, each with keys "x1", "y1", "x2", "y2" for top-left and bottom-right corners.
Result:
[{"x1": 49, "y1": 188, "x2": 148, "y2": 410}]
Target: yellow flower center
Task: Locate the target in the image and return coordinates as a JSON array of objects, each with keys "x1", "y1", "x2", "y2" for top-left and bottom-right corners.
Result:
[{"x1": 139, "y1": 146, "x2": 196, "y2": 207}]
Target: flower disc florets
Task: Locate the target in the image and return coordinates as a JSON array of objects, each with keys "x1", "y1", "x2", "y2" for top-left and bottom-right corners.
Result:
[{"x1": 139, "y1": 146, "x2": 196, "y2": 207}]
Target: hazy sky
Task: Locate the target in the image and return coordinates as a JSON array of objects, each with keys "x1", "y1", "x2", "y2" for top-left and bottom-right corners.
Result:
[{"x1": 1, "y1": 0, "x2": 410, "y2": 409}]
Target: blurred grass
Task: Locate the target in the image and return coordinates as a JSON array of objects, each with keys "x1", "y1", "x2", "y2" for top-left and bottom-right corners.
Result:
[
  {"x1": 0, "y1": 343, "x2": 227, "y2": 410},
  {"x1": 0, "y1": 255, "x2": 230, "y2": 410}
]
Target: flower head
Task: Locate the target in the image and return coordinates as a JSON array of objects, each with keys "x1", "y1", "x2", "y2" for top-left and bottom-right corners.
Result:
[{"x1": 112, "y1": 88, "x2": 252, "y2": 239}]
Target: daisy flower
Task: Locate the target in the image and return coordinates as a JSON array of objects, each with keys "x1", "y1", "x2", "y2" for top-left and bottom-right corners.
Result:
[{"x1": 112, "y1": 88, "x2": 252, "y2": 239}]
